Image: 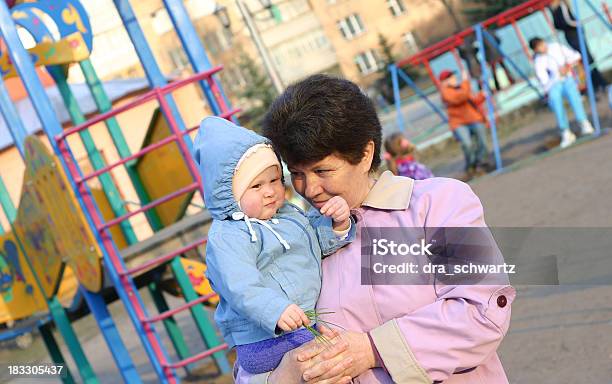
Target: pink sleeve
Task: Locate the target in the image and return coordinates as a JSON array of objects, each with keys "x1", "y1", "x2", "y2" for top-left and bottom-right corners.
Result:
[{"x1": 370, "y1": 179, "x2": 515, "y2": 383}]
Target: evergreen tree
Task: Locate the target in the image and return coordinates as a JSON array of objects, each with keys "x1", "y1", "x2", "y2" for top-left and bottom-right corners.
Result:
[
  {"x1": 236, "y1": 53, "x2": 277, "y2": 131},
  {"x1": 462, "y1": 0, "x2": 525, "y2": 24},
  {"x1": 375, "y1": 33, "x2": 421, "y2": 104}
]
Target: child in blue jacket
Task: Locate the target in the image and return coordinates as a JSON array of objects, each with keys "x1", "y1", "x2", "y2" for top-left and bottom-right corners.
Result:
[{"x1": 192, "y1": 117, "x2": 355, "y2": 374}]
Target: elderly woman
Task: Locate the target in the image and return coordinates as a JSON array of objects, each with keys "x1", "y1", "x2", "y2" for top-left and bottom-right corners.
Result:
[{"x1": 235, "y1": 75, "x2": 514, "y2": 384}]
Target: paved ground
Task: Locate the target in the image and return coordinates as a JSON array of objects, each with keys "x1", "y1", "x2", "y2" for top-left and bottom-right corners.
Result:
[
  {"x1": 471, "y1": 132, "x2": 612, "y2": 384},
  {"x1": 2, "y1": 95, "x2": 612, "y2": 383}
]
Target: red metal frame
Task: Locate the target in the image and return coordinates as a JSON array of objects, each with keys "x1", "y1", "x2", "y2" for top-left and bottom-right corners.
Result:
[
  {"x1": 396, "y1": 0, "x2": 553, "y2": 67},
  {"x1": 54, "y1": 68, "x2": 239, "y2": 381},
  {"x1": 604, "y1": 2, "x2": 612, "y2": 24}
]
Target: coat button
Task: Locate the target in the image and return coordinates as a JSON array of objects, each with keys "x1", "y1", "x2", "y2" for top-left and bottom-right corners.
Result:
[{"x1": 497, "y1": 295, "x2": 507, "y2": 308}]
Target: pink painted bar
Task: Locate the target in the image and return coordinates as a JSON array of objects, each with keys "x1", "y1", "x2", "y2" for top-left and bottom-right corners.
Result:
[
  {"x1": 97, "y1": 182, "x2": 199, "y2": 231},
  {"x1": 59, "y1": 138, "x2": 173, "y2": 372},
  {"x1": 206, "y1": 76, "x2": 230, "y2": 114},
  {"x1": 159, "y1": 66, "x2": 223, "y2": 95},
  {"x1": 57, "y1": 89, "x2": 159, "y2": 141},
  {"x1": 55, "y1": 66, "x2": 224, "y2": 142},
  {"x1": 76, "y1": 133, "x2": 179, "y2": 184},
  {"x1": 124, "y1": 237, "x2": 208, "y2": 276},
  {"x1": 163, "y1": 344, "x2": 229, "y2": 370},
  {"x1": 76, "y1": 107, "x2": 242, "y2": 184},
  {"x1": 143, "y1": 293, "x2": 218, "y2": 324},
  {"x1": 157, "y1": 91, "x2": 203, "y2": 192},
  {"x1": 184, "y1": 108, "x2": 242, "y2": 135}
]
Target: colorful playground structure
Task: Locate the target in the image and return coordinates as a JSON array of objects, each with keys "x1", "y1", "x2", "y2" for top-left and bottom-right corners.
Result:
[
  {"x1": 389, "y1": 0, "x2": 611, "y2": 171},
  {"x1": 0, "y1": 0, "x2": 238, "y2": 383}
]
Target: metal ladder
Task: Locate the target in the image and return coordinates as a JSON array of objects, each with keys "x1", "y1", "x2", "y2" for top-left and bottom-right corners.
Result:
[{"x1": 54, "y1": 67, "x2": 239, "y2": 383}]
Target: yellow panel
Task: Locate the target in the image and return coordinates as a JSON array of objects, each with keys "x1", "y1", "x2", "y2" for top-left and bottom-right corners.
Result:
[
  {"x1": 90, "y1": 188, "x2": 128, "y2": 250},
  {"x1": 179, "y1": 257, "x2": 218, "y2": 304},
  {"x1": 0, "y1": 231, "x2": 48, "y2": 323},
  {"x1": 0, "y1": 32, "x2": 90, "y2": 79},
  {"x1": 56, "y1": 265, "x2": 79, "y2": 308},
  {"x1": 135, "y1": 108, "x2": 194, "y2": 227},
  {"x1": 13, "y1": 136, "x2": 103, "y2": 294}
]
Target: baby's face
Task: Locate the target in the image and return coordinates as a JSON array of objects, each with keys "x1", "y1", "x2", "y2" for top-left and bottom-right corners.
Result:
[{"x1": 240, "y1": 165, "x2": 285, "y2": 220}]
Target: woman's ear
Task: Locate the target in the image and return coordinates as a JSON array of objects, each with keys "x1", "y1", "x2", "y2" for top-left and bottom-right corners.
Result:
[{"x1": 360, "y1": 140, "x2": 375, "y2": 173}]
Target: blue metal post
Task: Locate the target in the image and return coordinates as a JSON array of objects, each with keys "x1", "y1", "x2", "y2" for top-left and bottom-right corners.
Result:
[
  {"x1": 0, "y1": 76, "x2": 26, "y2": 158},
  {"x1": 78, "y1": 288, "x2": 142, "y2": 383},
  {"x1": 573, "y1": 0, "x2": 602, "y2": 135},
  {"x1": 162, "y1": 0, "x2": 222, "y2": 115},
  {"x1": 397, "y1": 67, "x2": 448, "y2": 124},
  {"x1": 113, "y1": 0, "x2": 195, "y2": 153},
  {"x1": 390, "y1": 64, "x2": 406, "y2": 132},
  {"x1": 475, "y1": 24, "x2": 503, "y2": 171},
  {"x1": 0, "y1": 2, "x2": 170, "y2": 381},
  {"x1": 481, "y1": 29, "x2": 544, "y2": 99}
]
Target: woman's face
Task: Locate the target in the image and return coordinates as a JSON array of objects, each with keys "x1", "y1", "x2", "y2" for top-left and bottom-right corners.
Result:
[{"x1": 287, "y1": 142, "x2": 375, "y2": 210}]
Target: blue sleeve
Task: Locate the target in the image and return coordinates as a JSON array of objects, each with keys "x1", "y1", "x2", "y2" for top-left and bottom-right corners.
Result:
[
  {"x1": 305, "y1": 208, "x2": 356, "y2": 256},
  {"x1": 205, "y1": 228, "x2": 293, "y2": 335}
]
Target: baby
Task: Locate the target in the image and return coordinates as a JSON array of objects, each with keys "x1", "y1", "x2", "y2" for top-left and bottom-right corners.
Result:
[{"x1": 192, "y1": 116, "x2": 355, "y2": 374}]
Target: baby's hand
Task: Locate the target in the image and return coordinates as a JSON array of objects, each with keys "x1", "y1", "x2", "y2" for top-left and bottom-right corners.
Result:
[
  {"x1": 320, "y1": 196, "x2": 350, "y2": 231},
  {"x1": 277, "y1": 304, "x2": 310, "y2": 332}
]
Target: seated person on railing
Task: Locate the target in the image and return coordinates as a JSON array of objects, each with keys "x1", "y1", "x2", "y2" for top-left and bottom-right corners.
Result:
[{"x1": 529, "y1": 37, "x2": 595, "y2": 149}]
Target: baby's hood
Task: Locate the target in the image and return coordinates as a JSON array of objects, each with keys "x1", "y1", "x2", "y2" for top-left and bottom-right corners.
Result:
[{"x1": 192, "y1": 116, "x2": 270, "y2": 220}]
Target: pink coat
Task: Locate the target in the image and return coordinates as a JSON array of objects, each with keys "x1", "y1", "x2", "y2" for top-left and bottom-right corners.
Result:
[{"x1": 237, "y1": 172, "x2": 515, "y2": 383}]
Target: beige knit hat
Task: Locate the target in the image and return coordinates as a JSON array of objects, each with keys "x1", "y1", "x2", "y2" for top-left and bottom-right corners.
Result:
[{"x1": 232, "y1": 143, "x2": 281, "y2": 201}]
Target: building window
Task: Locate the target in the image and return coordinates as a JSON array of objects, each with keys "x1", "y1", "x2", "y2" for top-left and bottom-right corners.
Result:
[
  {"x1": 403, "y1": 31, "x2": 419, "y2": 55},
  {"x1": 337, "y1": 13, "x2": 365, "y2": 40},
  {"x1": 168, "y1": 48, "x2": 189, "y2": 71},
  {"x1": 354, "y1": 49, "x2": 380, "y2": 75},
  {"x1": 387, "y1": 0, "x2": 406, "y2": 17}
]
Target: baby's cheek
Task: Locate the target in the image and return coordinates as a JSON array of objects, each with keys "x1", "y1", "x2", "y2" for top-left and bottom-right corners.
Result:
[{"x1": 240, "y1": 197, "x2": 261, "y2": 217}]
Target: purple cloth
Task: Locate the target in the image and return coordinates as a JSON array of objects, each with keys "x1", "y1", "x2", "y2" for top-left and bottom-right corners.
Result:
[
  {"x1": 236, "y1": 328, "x2": 314, "y2": 374},
  {"x1": 397, "y1": 160, "x2": 434, "y2": 180}
]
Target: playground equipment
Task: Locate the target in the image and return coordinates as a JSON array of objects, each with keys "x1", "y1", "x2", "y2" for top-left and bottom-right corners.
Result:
[
  {"x1": 390, "y1": 0, "x2": 611, "y2": 171},
  {"x1": 0, "y1": 0, "x2": 238, "y2": 382}
]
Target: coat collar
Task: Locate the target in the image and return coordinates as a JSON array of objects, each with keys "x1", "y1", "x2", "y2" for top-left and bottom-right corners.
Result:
[{"x1": 362, "y1": 171, "x2": 414, "y2": 211}]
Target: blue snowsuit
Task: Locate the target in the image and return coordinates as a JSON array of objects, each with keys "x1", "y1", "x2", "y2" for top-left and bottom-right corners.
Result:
[{"x1": 192, "y1": 116, "x2": 355, "y2": 373}]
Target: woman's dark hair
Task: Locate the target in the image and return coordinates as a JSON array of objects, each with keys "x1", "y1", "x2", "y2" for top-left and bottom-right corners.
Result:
[
  {"x1": 262, "y1": 74, "x2": 382, "y2": 172},
  {"x1": 529, "y1": 37, "x2": 544, "y2": 51}
]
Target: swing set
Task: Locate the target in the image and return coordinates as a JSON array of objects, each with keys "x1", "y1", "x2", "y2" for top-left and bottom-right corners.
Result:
[{"x1": 390, "y1": 0, "x2": 611, "y2": 171}]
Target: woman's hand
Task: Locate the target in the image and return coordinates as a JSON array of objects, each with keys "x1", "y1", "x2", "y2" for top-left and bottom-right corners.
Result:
[
  {"x1": 268, "y1": 327, "x2": 353, "y2": 384},
  {"x1": 302, "y1": 329, "x2": 377, "y2": 381}
]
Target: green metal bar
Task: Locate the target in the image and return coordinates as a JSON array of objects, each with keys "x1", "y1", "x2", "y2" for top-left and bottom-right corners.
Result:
[
  {"x1": 75, "y1": 63, "x2": 198, "y2": 366},
  {"x1": 148, "y1": 282, "x2": 192, "y2": 372},
  {"x1": 48, "y1": 297, "x2": 99, "y2": 383},
  {"x1": 0, "y1": 174, "x2": 16, "y2": 222},
  {"x1": 47, "y1": 66, "x2": 138, "y2": 245},
  {"x1": 170, "y1": 257, "x2": 230, "y2": 373},
  {"x1": 78, "y1": 60, "x2": 165, "y2": 231},
  {"x1": 64, "y1": 59, "x2": 225, "y2": 373},
  {"x1": 0, "y1": 175, "x2": 12, "y2": 235},
  {"x1": 39, "y1": 322, "x2": 76, "y2": 384}
]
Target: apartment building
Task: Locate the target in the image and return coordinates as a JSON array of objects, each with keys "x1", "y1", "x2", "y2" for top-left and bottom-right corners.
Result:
[{"x1": 309, "y1": 0, "x2": 461, "y2": 88}]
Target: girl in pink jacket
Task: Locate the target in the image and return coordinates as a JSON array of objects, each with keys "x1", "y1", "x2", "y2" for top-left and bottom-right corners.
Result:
[{"x1": 234, "y1": 74, "x2": 514, "y2": 383}]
